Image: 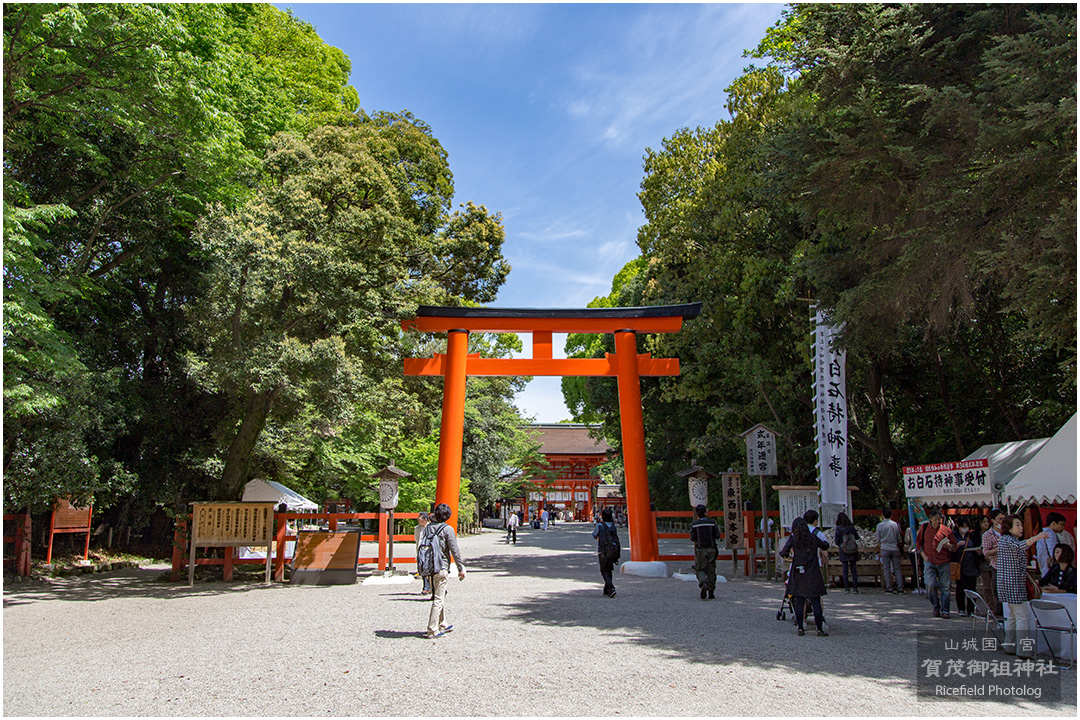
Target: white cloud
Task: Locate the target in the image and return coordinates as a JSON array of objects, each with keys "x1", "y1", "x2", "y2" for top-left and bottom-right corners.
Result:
[{"x1": 561, "y1": 4, "x2": 786, "y2": 150}]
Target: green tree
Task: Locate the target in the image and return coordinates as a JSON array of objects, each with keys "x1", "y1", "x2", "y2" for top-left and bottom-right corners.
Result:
[{"x1": 188, "y1": 123, "x2": 509, "y2": 499}]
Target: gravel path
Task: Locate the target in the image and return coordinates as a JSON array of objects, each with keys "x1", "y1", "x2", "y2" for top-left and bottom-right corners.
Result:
[{"x1": 4, "y1": 523, "x2": 1076, "y2": 716}]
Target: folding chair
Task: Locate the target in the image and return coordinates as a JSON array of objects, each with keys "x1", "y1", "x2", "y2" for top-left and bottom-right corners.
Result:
[
  {"x1": 965, "y1": 589, "x2": 1004, "y2": 642},
  {"x1": 1030, "y1": 599, "x2": 1076, "y2": 669}
]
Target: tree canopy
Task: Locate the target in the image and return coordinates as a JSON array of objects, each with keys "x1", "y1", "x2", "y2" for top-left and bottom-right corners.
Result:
[
  {"x1": 3, "y1": 4, "x2": 519, "y2": 535},
  {"x1": 565, "y1": 3, "x2": 1075, "y2": 510}
]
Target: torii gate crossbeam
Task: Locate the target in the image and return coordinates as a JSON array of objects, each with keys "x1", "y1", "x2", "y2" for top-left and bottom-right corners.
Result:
[{"x1": 402, "y1": 304, "x2": 700, "y2": 562}]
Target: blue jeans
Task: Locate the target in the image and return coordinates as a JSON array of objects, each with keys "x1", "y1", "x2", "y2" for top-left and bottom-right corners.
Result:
[{"x1": 925, "y1": 561, "x2": 951, "y2": 613}]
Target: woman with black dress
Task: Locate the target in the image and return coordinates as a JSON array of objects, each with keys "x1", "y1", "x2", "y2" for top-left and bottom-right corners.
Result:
[
  {"x1": 781, "y1": 517, "x2": 830, "y2": 636},
  {"x1": 1039, "y1": 544, "x2": 1077, "y2": 594},
  {"x1": 953, "y1": 517, "x2": 982, "y2": 616}
]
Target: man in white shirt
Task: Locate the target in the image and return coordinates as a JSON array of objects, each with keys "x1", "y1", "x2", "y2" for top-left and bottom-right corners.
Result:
[
  {"x1": 506, "y1": 510, "x2": 520, "y2": 545},
  {"x1": 1036, "y1": 512, "x2": 1068, "y2": 575}
]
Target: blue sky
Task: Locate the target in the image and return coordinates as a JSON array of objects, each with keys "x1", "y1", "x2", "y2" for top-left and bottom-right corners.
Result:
[{"x1": 278, "y1": 2, "x2": 787, "y2": 421}]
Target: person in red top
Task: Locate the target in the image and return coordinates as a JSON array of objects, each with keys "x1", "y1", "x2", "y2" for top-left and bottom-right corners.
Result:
[{"x1": 918, "y1": 510, "x2": 957, "y2": 618}]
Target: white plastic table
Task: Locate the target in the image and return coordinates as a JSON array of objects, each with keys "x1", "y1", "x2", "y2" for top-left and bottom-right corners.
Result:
[{"x1": 1004, "y1": 593, "x2": 1077, "y2": 662}]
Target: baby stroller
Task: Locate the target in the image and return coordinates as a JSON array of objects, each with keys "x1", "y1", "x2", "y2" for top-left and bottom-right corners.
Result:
[{"x1": 776, "y1": 564, "x2": 830, "y2": 630}]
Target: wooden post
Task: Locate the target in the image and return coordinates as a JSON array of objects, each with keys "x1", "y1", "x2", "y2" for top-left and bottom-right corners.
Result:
[
  {"x1": 377, "y1": 510, "x2": 388, "y2": 571},
  {"x1": 46, "y1": 507, "x2": 57, "y2": 565},
  {"x1": 171, "y1": 517, "x2": 186, "y2": 582},
  {"x1": 15, "y1": 513, "x2": 31, "y2": 577},
  {"x1": 82, "y1": 506, "x2": 92, "y2": 560},
  {"x1": 759, "y1": 476, "x2": 771, "y2": 580},
  {"x1": 613, "y1": 330, "x2": 659, "y2": 562},
  {"x1": 387, "y1": 508, "x2": 395, "y2": 572},
  {"x1": 434, "y1": 329, "x2": 469, "y2": 533},
  {"x1": 223, "y1": 546, "x2": 234, "y2": 581},
  {"x1": 275, "y1": 513, "x2": 288, "y2": 582}
]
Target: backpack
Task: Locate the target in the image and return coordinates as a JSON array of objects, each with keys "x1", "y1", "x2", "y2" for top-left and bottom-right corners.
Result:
[
  {"x1": 417, "y1": 524, "x2": 445, "y2": 577},
  {"x1": 840, "y1": 529, "x2": 858, "y2": 555},
  {"x1": 599, "y1": 523, "x2": 621, "y2": 563}
]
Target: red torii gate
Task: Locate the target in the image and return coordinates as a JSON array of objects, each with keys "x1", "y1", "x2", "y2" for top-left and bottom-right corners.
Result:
[{"x1": 402, "y1": 303, "x2": 700, "y2": 562}]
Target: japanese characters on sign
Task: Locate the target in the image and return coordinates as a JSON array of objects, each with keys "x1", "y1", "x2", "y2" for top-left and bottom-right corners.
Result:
[
  {"x1": 720, "y1": 472, "x2": 743, "y2": 549},
  {"x1": 902, "y1": 459, "x2": 992, "y2": 498},
  {"x1": 744, "y1": 425, "x2": 777, "y2": 476},
  {"x1": 813, "y1": 306, "x2": 847, "y2": 506},
  {"x1": 777, "y1": 487, "x2": 818, "y2": 529}
]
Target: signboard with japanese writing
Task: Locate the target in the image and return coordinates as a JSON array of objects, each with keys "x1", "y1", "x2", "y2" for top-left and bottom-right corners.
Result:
[
  {"x1": 720, "y1": 472, "x2": 743, "y2": 549},
  {"x1": 902, "y1": 459, "x2": 992, "y2": 498},
  {"x1": 813, "y1": 306, "x2": 847, "y2": 505},
  {"x1": 743, "y1": 424, "x2": 777, "y2": 476},
  {"x1": 777, "y1": 487, "x2": 818, "y2": 529}
]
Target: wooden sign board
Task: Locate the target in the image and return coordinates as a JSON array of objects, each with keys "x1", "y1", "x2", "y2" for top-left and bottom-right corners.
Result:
[
  {"x1": 189, "y1": 502, "x2": 275, "y2": 586},
  {"x1": 291, "y1": 531, "x2": 361, "y2": 585},
  {"x1": 47, "y1": 498, "x2": 93, "y2": 564},
  {"x1": 721, "y1": 472, "x2": 743, "y2": 549}
]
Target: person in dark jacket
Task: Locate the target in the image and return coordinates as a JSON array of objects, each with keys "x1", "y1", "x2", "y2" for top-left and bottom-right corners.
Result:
[
  {"x1": 781, "y1": 518, "x2": 830, "y2": 636},
  {"x1": 689, "y1": 504, "x2": 720, "y2": 600},
  {"x1": 953, "y1": 517, "x2": 982, "y2": 616},
  {"x1": 592, "y1": 508, "x2": 620, "y2": 598},
  {"x1": 1039, "y1": 544, "x2": 1077, "y2": 594},
  {"x1": 833, "y1": 512, "x2": 860, "y2": 594}
]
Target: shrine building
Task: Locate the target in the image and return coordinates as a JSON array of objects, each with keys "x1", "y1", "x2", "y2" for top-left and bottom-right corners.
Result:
[{"x1": 517, "y1": 424, "x2": 613, "y2": 521}]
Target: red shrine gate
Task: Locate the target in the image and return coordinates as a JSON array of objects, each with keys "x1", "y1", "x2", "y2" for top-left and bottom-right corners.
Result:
[{"x1": 403, "y1": 304, "x2": 700, "y2": 562}]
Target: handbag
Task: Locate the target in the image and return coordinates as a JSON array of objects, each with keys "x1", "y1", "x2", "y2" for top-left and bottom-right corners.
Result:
[
  {"x1": 1025, "y1": 573, "x2": 1042, "y2": 600},
  {"x1": 950, "y1": 562, "x2": 962, "y2": 581}
]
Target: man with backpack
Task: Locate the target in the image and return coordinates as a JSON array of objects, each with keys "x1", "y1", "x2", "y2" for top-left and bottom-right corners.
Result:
[
  {"x1": 416, "y1": 503, "x2": 466, "y2": 638},
  {"x1": 592, "y1": 508, "x2": 621, "y2": 597},
  {"x1": 690, "y1": 504, "x2": 720, "y2": 600}
]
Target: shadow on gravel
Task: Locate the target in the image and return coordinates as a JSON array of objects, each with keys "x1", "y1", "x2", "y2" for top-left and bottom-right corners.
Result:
[
  {"x1": 491, "y1": 582, "x2": 970, "y2": 685},
  {"x1": 373, "y1": 630, "x2": 423, "y2": 639},
  {"x1": 2, "y1": 567, "x2": 286, "y2": 606}
]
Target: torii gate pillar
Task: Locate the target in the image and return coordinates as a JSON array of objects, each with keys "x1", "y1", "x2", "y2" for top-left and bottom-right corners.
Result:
[
  {"x1": 403, "y1": 304, "x2": 701, "y2": 559},
  {"x1": 614, "y1": 330, "x2": 659, "y2": 561},
  {"x1": 433, "y1": 329, "x2": 469, "y2": 526}
]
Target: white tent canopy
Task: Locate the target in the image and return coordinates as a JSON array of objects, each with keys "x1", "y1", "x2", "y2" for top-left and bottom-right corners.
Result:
[
  {"x1": 241, "y1": 479, "x2": 318, "y2": 512},
  {"x1": 1004, "y1": 413, "x2": 1077, "y2": 506},
  {"x1": 941, "y1": 435, "x2": 1052, "y2": 507}
]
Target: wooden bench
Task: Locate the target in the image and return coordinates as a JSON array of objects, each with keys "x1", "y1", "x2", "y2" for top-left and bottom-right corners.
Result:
[
  {"x1": 47, "y1": 499, "x2": 93, "y2": 564},
  {"x1": 824, "y1": 546, "x2": 914, "y2": 589}
]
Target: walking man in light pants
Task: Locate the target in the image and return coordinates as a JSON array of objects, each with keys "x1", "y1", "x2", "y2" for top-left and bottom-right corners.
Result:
[
  {"x1": 876, "y1": 508, "x2": 904, "y2": 593},
  {"x1": 421, "y1": 503, "x2": 466, "y2": 639}
]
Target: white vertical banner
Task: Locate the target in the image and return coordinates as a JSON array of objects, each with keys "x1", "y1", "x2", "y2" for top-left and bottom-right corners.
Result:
[{"x1": 813, "y1": 305, "x2": 847, "y2": 506}]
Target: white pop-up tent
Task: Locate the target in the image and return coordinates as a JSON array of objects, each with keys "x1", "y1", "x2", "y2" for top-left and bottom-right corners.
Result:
[
  {"x1": 955, "y1": 436, "x2": 1051, "y2": 507},
  {"x1": 1004, "y1": 413, "x2": 1077, "y2": 506},
  {"x1": 241, "y1": 479, "x2": 318, "y2": 512}
]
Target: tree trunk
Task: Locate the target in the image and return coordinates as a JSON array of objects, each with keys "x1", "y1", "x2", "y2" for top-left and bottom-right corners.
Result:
[
  {"x1": 865, "y1": 357, "x2": 900, "y2": 502},
  {"x1": 218, "y1": 386, "x2": 281, "y2": 499},
  {"x1": 935, "y1": 348, "x2": 966, "y2": 458}
]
